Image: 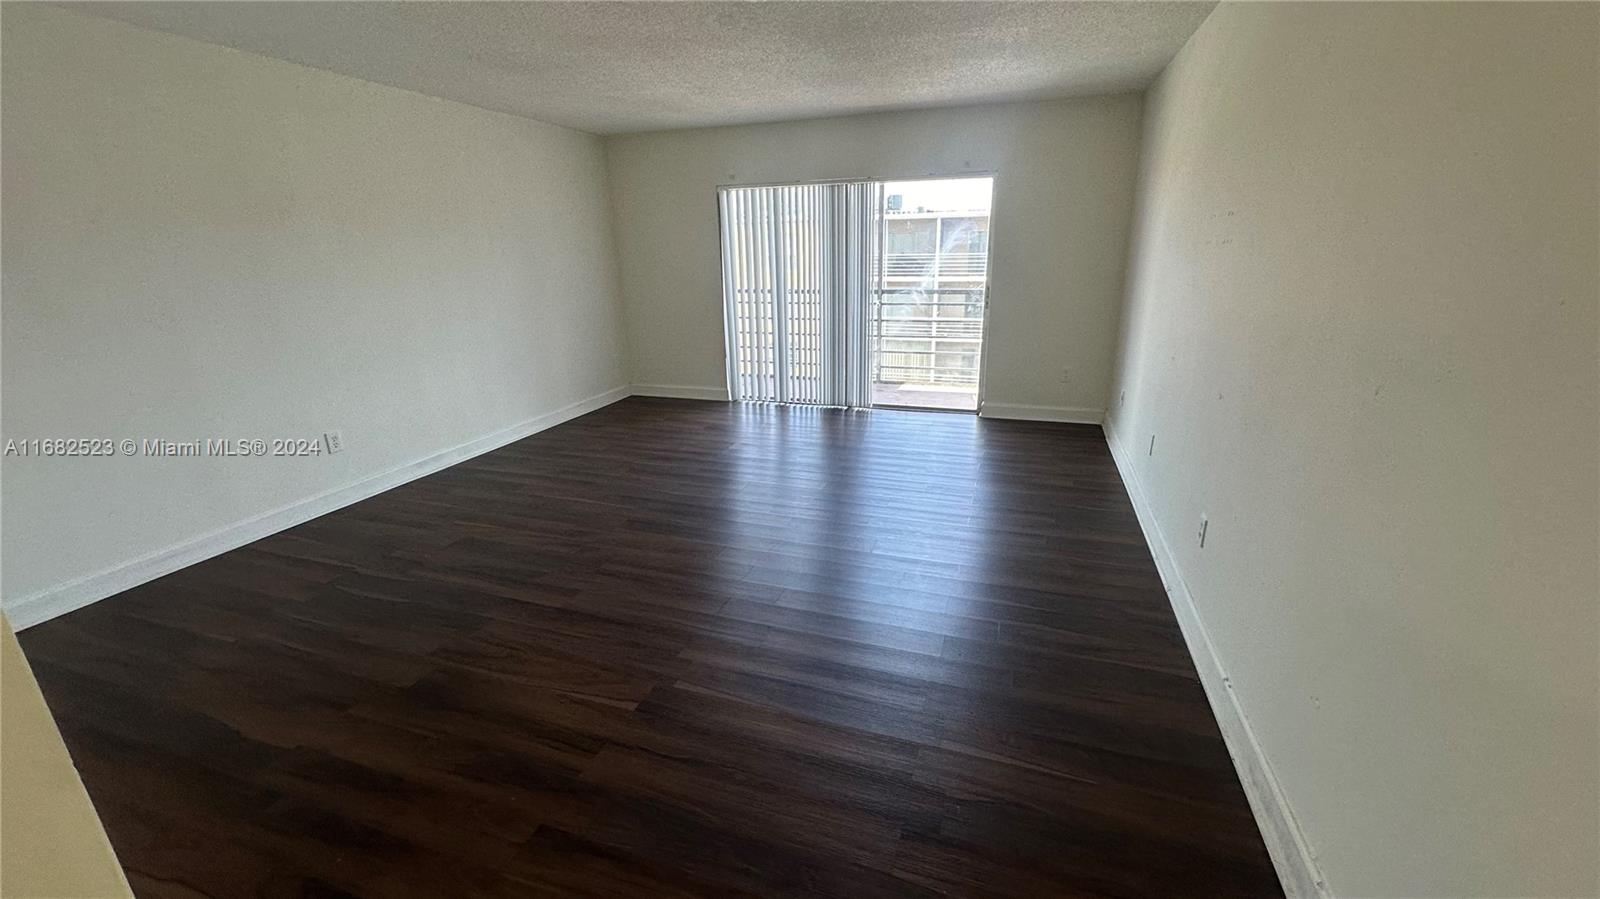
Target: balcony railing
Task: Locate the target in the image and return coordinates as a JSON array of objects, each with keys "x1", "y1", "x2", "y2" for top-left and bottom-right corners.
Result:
[
  {"x1": 872, "y1": 287, "x2": 984, "y2": 389},
  {"x1": 882, "y1": 252, "x2": 987, "y2": 280}
]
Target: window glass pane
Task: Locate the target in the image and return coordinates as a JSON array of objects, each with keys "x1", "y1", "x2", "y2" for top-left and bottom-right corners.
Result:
[
  {"x1": 885, "y1": 219, "x2": 936, "y2": 254},
  {"x1": 941, "y1": 216, "x2": 989, "y2": 255}
]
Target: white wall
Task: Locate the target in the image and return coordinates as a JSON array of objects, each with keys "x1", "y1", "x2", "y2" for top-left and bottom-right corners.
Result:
[
  {"x1": 1, "y1": 614, "x2": 131, "y2": 897},
  {"x1": 605, "y1": 98, "x2": 1143, "y2": 419},
  {"x1": 1, "y1": 6, "x2": 629, "y2": 620},
  {"x1": 1107, "y1": 4, "x2": 1598, "y2": 896}
]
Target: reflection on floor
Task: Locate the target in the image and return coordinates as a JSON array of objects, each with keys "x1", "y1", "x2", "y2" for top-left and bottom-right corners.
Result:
[{"x1": 871, "y1": 381, "x2": 977, "y2": 412}]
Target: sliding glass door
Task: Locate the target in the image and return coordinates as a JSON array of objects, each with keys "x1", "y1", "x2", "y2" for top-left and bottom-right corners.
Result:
[
  {"x1": 871, "y1": 178, "x2": 993, "y2": 412},
  {"x1": 718, "y1": 176, "x2": 993, "y2": 412}
]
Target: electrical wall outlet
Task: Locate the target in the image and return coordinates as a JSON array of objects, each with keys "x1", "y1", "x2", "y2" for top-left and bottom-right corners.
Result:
[
  {"x1": 324, "y1": 431, "x2": 344, "y2": 454},
  {"x1": 1059, "y1": 367, "x2": 1071, "y2": 384},
  {"x1": 1198, "y1": 515, "x2": 1209, "y2": 548}
]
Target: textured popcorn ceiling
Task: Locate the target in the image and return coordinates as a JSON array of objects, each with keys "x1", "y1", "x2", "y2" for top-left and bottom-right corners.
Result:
[{"x1": 64, "y1": 2, "x2": 1216, "y2": 134}]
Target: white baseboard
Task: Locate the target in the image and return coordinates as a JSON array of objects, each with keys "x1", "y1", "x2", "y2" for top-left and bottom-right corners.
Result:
[
  {"x1": 630, "y1": 383, "x2": 728, "y2": 402},
  {"x1": 5, "y1": 385, "x2": 633, "y2": 630},
  {"x1": 979, "y1": 402, "x2": 1103, "y2": 424},
  {"x1": 1105, "y1": 424, "x2": 1329, "y2": 899}
]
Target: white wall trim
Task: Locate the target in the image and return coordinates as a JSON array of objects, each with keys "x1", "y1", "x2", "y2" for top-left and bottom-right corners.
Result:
[
  {"x1": 5, "y1": 385, "x2": 633, "y2": 630},
  {"x1": 630, "y1": 383, "x2": 729, "y2": 402},
  {"x1": 979, "y1": 402, "x2": 1103, "y2": 424},
  {"x1": 1104, "y1": 421, "x2": 1330, "y2": 899}
]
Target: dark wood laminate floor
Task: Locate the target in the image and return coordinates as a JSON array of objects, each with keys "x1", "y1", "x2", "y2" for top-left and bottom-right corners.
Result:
[{"x1": 20, "y1": 397, "x2": 1281, "y2": 898}]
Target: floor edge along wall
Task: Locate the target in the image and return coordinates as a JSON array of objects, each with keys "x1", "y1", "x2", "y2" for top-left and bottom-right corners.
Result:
[
  {"x1": 1104, "y1": 420, "x2": 1329, "y2": 899},
  {"x1": 5, "y1": 386, "x2": 635, "y2": 630}
]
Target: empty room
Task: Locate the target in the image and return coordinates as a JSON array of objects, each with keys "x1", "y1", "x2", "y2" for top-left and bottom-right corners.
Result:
[{"x1": 1, "y1": 2, "x2": 1595, "y2": 897}]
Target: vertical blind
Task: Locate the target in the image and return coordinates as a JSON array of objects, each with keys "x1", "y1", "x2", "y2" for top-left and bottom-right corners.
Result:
[{"x1": 719, "y1": 181, "x2": 881, "y2": 407}]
